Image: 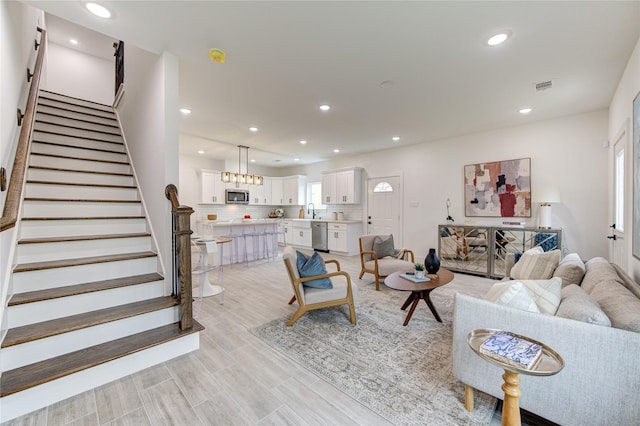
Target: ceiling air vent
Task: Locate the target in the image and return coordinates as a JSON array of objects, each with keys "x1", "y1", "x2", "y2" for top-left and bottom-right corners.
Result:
[{"x1": 535, "y1": 80, "x2": 553, "y2": 91}]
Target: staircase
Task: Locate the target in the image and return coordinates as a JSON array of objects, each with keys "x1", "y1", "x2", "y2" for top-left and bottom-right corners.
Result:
[{"x1": 0, "y1": 91, "x2": 202, "y2": 422}]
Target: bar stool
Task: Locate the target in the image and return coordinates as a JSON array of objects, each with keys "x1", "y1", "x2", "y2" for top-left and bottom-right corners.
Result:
[
  {"x1": 263, "y1": 221, "x2": 280, "y2": 261},
  {"x1": 220, "y1": 220, "x2": 247, "y2": 265}
]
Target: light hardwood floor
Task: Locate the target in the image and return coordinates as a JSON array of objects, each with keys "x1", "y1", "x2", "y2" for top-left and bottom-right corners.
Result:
[{"x1": 4, "y1": 248, "x2": 505, "y2": 426}]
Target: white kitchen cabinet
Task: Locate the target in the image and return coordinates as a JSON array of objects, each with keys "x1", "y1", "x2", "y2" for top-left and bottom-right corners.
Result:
[
  {"x1": 249, "y1": 177, "x2": 272, "y2": 205},
  {"x1": 283, "y1": 175, "x2": 306, "y2": 205},
  {"x1": 200, "y1": 170, "x2": 225, "y2": 204},
  {"x1": 321, "y1": 168, "x2": 362, "y2": 204},
  {"x1": 271, "y1": 177, "x2": 284, "y2": 205},
  {"x1": 328, "y1": 222, "x2": 363, "y2": 255},
  {"x1": 287, "y1": 220, "x2": 312, "y2": 248}
]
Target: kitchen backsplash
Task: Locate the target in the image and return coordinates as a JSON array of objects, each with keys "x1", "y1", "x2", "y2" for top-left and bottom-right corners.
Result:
[{"x1": 195, "y1": 203, "x2": 364, "y2": 222}]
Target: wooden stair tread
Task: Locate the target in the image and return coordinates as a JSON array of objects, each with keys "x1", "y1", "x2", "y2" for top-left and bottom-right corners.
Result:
[
  {"x1": 29, "y1": 165, "x2": 133, "y2": 177},
  {"x1": 3, "y1": 296, "x2": 178, "y2": 348},
  {"x1": 14, "y1": 251, "x2": 157, "y2": 273},
  {"x1": 9, "y1": 273, "x2": 164, "y2": 306},
  {"x1": 39, "y1": 90, "x2": 113, "y2": 109},
  {"x1": 31, "y1": 129, "x2": 122, "y2": 145},
  {"x1": 18, "y1": 232, "x2": 151, "y2": 244},
  {"x1": 0, "y1": 320, "x2": 204, "y2": 397},
  {"x1": 24, "y1": 197, "x2": 141, "y2": 203},
  {"x1": 26, "y1": 180, "x2": 137, "y2": 189},
  {"x1": 36, "y1": 104, "x2": 118, "y2": 124},
  {"x1": 30, "y1": 152, "x2": 129, "y2": 165},
  {"x1": 21, "y1": 216, "x2": 146, "y2": 221},
  {"x1": 32, "y1": 140, "x2": 125, "y2": 155}
]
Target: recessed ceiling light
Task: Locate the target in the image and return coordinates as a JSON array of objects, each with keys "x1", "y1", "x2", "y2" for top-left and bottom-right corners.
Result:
[
  {"x1": 294, "y1": 158, "x2": 299, "y2": 161},
  {"x1": 333, "y1": 149, "x2": 340, "y2": 153},
  {"x1": 85, "y1": 2, "x2": 112, "y2": 18},
  {"x1": 392, "y1": 136, "x2": 400, "y2": 142},
  {"x1": 486, "y1": 31, "x2": 511, "y2": 46},
  {"x1": 250, "y1": 159, "x2": 256, "y2": 163},
  {"x1": 197, "y1": 150, "x2": 205, "y2": 154},
  {"x1": 70, "y1": 39, "x2": 79, "y2": 45},
  {"x1": 320, "y1": 104, "x2": 331, "y2": 111},
  {"x1": 180, "y1": 108, "x2": 191, "y2": 114},
  {"x1": 249, "y1": 126, "x2": 258, "y2": 132},
  {"x1": 299, "y1": 140, "x2": 307, "y2": 145},
  {"x1": 519, "y1": 107, "x2": 533, "y2": 114}
]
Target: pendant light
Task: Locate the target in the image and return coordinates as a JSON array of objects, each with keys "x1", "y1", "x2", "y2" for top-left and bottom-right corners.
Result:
[{"x1": 221, "y1": 145, "x2": 262, "y2": 186}]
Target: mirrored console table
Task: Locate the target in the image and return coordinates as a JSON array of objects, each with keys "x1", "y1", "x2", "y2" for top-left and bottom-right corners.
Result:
[{"x1": 438, "y1": 225, "x2": 562, "y2": 279}]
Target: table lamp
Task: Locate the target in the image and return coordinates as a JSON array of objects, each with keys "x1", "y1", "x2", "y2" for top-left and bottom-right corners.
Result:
[{"x1": 534, "y1": 187, "x2": 560, "y2": 229}]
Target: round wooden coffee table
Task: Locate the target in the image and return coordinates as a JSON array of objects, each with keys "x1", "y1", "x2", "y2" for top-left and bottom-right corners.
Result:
[{"x1": 384, "y1": 268, "x2": 454, "y2": 326}]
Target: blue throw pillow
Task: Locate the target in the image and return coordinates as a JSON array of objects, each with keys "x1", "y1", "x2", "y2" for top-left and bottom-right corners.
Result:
[{"x1": 296, "y1": 251, "x2": 333, "y2": 289}]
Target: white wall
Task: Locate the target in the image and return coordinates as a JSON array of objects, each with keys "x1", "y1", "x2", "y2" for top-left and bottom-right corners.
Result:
[
  {"x1": 282, "y1": 110, "x2": 609, "y2": 261},
  {"x1": 41, "y1": 41, "x2": 113, "y2": 105},
  {"x1": 116, "y1": 46, "x2": 179, "y2": 290},
  {"x1": 609, "y1": 36, "x2": 640, "y2": 281},
  {"x1": 0, "y1": 0, "x2": 43, "y2": 336}
]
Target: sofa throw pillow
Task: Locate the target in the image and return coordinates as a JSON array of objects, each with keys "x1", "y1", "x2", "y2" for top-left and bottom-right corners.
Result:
[
  {"x1": 510, "y1": 248, "x2": 561, "y2": 280},
  {"x1": 552, "y1": 253, "x2": 586, "y2": 287},
  {"x1": 518, "y1": 277, "x2": 562, "y2": 315},
  {"x1": 483, "y1": 281, "x2": 540, "y2": 313},
  {"x1": 296, "y1": 251, "x2": 332, "y2": 289},
  {"x1": 556, "y1": 284, "x2": 611, "y2": 327},
  {"x1": 373, "y1": 234, "x2": 396, "y2": 258}
]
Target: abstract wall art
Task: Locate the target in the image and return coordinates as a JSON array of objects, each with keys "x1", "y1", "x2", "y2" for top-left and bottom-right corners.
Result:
[
  {"x1": 464, "y1": 158, "x2": 531, "y2": 217},
  {"x1": 633, "y1": 91, "x2": 640, "y2": 260}
]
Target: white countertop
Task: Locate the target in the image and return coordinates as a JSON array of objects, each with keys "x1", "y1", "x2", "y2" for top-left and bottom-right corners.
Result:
[{"x1": 198, "y1": 218, "x2": 361, "y2": 226}]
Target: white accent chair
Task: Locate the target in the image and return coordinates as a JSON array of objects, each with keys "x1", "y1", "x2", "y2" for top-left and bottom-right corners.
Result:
[
  {"x1": 358, "y1": 235, "x2": 415, "y2": 291},
  {"x1": 282, "y1": 246, "x2": 357, "y2": 327}
]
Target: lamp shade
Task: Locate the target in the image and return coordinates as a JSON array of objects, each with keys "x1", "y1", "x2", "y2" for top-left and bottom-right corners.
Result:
[{"x1": 533, "y1": 187, "x2": 561, "y2": 204}]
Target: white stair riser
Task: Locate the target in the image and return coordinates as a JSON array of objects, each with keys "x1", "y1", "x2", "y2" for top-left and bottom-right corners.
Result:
[
  {"x1": 36, "y1": 113, "x2": 119, "y2": 134},
  {"x1": 20, "y1": 218, "x2": 149, "y2": 238},
  {"x1": 13, "y1": 257, "x2": 158, "y2": 292},
  {"x1": 32, "y1": 131, "x2": 125, "y2": 153},
  {"x1": 34, "y1": 122, "x2": 122, "y2": 143},
  {"x1": 7, "y1": 280, "x2": 166, "y2": 329},
  {"x1": 16, "y1": 236, "x2": 152, "y2": 264},
  {"x1": 0, "y1": 333, "x2": 200, "y2": 423},
  {"x1": 38, "y1": 93, "x2": 113, "y2": 113},
  {"x1": 5, "y1": 304, "x2": 176, "y2": 365},
  {"x1": 22, "y1": 200, "x2": 143, "y2": 217},
  {"x1": 25, "y1": 183, "x2": 139, "y2": 201},
  {"x1": 19, "y1": 219, "x2": 148, "y2": 238},
  {"x1": 37, "y1": 105, "x2": 117, "y2": 127},
  {"x1": 29, "y1": 155, "x2": 131, "y2": 174},
  {"x1": 31, "y1": 143, "x2": 127, "y2": 163},
  {"x1": 27, "y1": 168, "x2": 134, "y2": 186}
]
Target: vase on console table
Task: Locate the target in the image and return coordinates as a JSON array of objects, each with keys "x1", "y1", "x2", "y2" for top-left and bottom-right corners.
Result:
[{"x1": 425, "y1": 248, "x2": 440, "y2": 274}]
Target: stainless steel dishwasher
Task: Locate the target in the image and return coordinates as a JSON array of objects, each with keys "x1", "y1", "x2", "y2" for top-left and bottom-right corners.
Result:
[{"x1": 312, "y1": 221, "x2": 328, "y2": 252}]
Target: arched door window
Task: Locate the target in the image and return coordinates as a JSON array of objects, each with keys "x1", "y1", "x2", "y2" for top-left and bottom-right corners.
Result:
[{"x1": 373, "y1": 182, "x2": 393, "y2": 193}]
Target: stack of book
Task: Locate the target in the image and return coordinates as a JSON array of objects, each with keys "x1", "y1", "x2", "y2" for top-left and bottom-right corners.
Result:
[{"x1": 479, "y1": 331, "x2": 543, "y2": 370}]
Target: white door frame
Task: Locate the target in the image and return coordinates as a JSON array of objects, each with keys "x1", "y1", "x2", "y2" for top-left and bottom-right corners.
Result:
[
  {"x1": 366, "y1": 174, "x2": 404, "y2": 247},
  {"x1": 610, "y1": 119, "x2": 631, "y2": 269}
]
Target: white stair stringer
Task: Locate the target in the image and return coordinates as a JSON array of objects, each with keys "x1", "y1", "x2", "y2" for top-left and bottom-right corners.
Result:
[
  {"x1": 3, "y1": 304, "x2": 178, "y2": 369},
  {"x1": 0, "y1": 332, "x2": 200, "y2": 422}
]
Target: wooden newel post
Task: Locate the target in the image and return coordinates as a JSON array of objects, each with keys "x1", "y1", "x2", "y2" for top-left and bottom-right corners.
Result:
[{"x1": 175, "y1": 205, "x2": 194, "y2": 330}]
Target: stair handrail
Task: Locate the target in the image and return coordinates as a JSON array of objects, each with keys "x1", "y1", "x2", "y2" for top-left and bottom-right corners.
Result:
[
  {"x1": 1, "y1": 27, "x2": 46, "y2": 232},
  {"x1": 165, "y1": 184, "x2": 194, "y2": 330}
]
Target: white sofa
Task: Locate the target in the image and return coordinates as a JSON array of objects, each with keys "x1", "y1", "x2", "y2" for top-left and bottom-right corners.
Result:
[{"x1": 452, "y1": 256, "x2": 640, "y2": 425}]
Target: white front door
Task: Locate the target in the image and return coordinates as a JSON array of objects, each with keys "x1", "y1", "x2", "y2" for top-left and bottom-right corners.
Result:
[
  {"x1": 610, "y1": 121, "x2": 629, "y2": 269},
  {"x1": 367, "y1": 176, "x2": 402, "y2": 245}
]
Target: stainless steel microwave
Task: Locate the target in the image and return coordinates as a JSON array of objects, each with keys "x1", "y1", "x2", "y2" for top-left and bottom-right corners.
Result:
[{"x1": 225, "y1": 189, "x2": 249, "y2": 204}]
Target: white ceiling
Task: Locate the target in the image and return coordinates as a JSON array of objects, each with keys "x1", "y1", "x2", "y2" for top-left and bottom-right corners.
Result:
[{"x1": 26, "y1": 1, "x2": 640, "y2": 168}]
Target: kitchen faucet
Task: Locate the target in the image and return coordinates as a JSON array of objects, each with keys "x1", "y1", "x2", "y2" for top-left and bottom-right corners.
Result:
[{"x1": 307, "y1": 203, "x2": 316, "y2": 219}]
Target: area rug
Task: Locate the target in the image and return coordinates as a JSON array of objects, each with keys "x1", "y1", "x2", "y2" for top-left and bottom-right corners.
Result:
[{"x1": 251, "y1": 276, "x2": 498, "y2": 425}]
